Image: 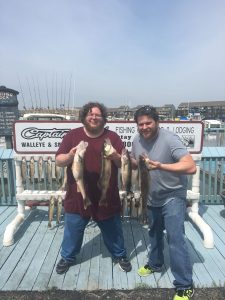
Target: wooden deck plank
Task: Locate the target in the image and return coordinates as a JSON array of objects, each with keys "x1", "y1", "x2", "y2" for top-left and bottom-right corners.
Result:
[
  {"x1": 76, "y1": 223, "x2": 98, "y2": 290},
  {"x1": 32, "y1": 224, "x2": 63, "y2": 291},
  {"x1": 206, "y1": 206, "x2": 225, "y2": 229},
  {"x1": 0, "y1": 207, "x2": 16, "y2": 227},
  {"x1": 111, "y1": 220, "x2": 129, "y2": 289},
  {"x1": 2, "y1": 210, "x2": 49, "y2": 290},
  {"x1": 130, "y1": 219, "x2": 159, "y2": 288},
  {"x1": 87, "y1": 225, "x2": 101, "y2": 290},
  {"x1": 47, "y1": 235, "x2": 66, "y2": 290},
  {"x1": 0, "y1": 210, "x2": 46, "y2": 290},
  {"x1": 123, "y1": 219, "x2": 142, "y2": 289},
  {"x1": 0, "y1": 208, "x2": 17, "y2": 242},
  {"x1": 199, "y1": 207, "x2": 225, "y2": 256},
  {"x1": 18, "y1": 213, "x2": 59, "y2": 290},
  {"x1": 62, "y1": 222, "x2": 96, "y2": 290},
  {"x1": 186, "y1": 219, "x2": 225, "y2": 286},
  {"x1": 210, "y1": 205, "x2": 225, "y2": 216},
  {"x1": 184, "y1": 222, "x2": 211, "y2": 287},
  {"x1": 141, "y1": 222, "x2": 173, "y2": 288},
  {"x1": 0, "y1": 206, "x2": 10, "y2": 214},
  {"x1": 98, "y1": 231, "x2": 113, "y2": 289},
  {"x1": 0, "y1": 205, "x2": 225, "y2": 290}
]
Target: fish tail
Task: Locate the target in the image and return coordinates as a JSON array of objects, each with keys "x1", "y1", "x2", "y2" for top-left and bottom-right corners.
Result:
[{"x1": 56, "y1": 196, "x2": 62, "y2": 224}]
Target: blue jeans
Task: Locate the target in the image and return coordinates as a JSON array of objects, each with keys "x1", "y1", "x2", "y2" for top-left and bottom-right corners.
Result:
[
  {"x1": 61, "y1": 212, "x2": 127, "y2": 263},
  {"x1": 147, "y1": 197, "x2": 193, "y2": 290}
]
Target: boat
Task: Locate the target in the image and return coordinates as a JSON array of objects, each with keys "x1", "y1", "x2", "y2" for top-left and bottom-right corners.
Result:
[
  {"x1": 203, "y1": 119, "x2": 223, "y2": 132},
  {"x1": 20, "y1": 112, "x2": 75, "y2": 121}
]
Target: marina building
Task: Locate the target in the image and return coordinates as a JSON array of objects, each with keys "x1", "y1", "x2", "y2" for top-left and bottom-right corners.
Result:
[{"x1": 177, "y1": 101, "x2": 225, "y2": 121}]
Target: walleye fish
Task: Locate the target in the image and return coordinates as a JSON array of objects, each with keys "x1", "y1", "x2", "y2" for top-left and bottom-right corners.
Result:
[
  {"x1": 72, "y1": 141, "x2": 91, "y2": 209},
  {"x1": 121, "y1": 148, "x2": 132, "y2": 196},
  {"x1": 98, "y1": 138, "x2": 114, "y2": 206},
  {"x1": 55, "y1": 163, "x2": 62, "y2": 186},
  {"x1": 38, "y1": 156, "x2": 43, "y2": 182},
  {"x1": 47, "y1": 156, "x2": 52, "y2": 184},
  {"x1": 21, "y1": 157, "x2": 27, "y2": 183},
  {"x1": 48, "y1": 196, "x2": 55, "y2": 228},
  {"x1": 139, "y1": 154, "x2": 151, "y2": 223},
  {"x1": 29, "y1": 156, "x2": 35, "y2": 183},
  {"x1": 56, "y1": 195, "x2": 63, "y2": 225},
  {"x1": 60, "y1": 167, "x2": 67, "y2": 191}
]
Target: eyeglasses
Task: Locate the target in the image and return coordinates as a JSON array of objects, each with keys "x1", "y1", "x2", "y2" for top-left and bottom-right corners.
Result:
[{"x1": 87, "y1": 113, "x2": 103, "y2": 119}]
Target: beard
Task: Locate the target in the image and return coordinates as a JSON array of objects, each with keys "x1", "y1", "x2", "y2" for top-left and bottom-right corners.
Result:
[
  {"x1": 83, "y1": 119, "x2": 105, "y2": 135},
  {"x1": 139, "y1": 125, "x2": 159, "y2": 140}
]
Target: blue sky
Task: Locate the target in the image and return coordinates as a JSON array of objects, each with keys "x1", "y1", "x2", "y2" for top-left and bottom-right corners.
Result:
[{"x1": 1, "y1": 0, "x2": 225, "y2": 109}]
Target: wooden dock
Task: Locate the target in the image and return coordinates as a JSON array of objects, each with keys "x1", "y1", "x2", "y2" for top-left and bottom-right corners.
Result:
[{"x1": 0, "y1": 205, "x2": 225, "y2": 291}]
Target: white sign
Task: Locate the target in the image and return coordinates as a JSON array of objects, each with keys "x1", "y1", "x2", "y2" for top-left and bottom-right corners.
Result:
[{"x1": 13, "y1": 120, "x2": 203, "y2": 154}]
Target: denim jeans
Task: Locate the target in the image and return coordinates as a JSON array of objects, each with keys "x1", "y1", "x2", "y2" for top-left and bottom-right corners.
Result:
[
  {"x1": 61, "y1": 212, "x2": 126, "y2": 263},
  {"x1": 147, "y1": 197, "x2": 193, "y2": 290}
]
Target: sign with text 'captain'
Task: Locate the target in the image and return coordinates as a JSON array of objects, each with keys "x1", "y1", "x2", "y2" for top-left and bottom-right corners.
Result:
[{"x1": 13, "y1": 120, "x2": 203, "y2": 154}]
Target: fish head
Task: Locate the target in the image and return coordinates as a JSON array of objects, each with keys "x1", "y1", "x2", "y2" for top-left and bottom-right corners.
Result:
[
  {"x1": 139, "y1": 154, "x2": 151, "y2": 170},
  {"x1": 103, "y1": 138, "x2": 114, "y2": 156},
  {"x1": 76, "y1": 141, "x2": 88, "y2": 151},
  {"x1": 75, "y1": 141, "x2": 88, "y2": 159},
  {"x1": 38, "y1": 157, "x2": 43, "y2": 164}
]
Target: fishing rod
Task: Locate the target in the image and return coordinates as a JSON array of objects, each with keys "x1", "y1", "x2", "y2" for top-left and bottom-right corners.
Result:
[
  {"x1": 51, "y1": 72, "x2": 54, "y2": 110},
  {"x1": 61, "y1": 73, "x2": 64, "y2": 110},
  {"x1": 17, "y1": 74, "x2": 26, "y2": 110},
  {"x1": 32, "y1": 76, "x2": 38, "y2": 109},
  {"x1": 63, "y1": 76, "x2": 67, "y2": 110},
  {"x1": 45, "y1": 74, "x2": 50, "y2": 109},
  {"x1": 36, "y1": 76, "x2": 42, "y2": 109},
  {"x1": 55, "y1": 72, "x2": 58, "y2": 109},
  {"x1": 26, "y1": 77, "x2": 34, "y2": 109},
  {"x1": 68, "y1": 73, "x2": 72, "y2": 110}
]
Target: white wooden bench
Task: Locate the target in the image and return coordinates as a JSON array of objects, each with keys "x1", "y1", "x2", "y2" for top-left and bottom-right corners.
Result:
[
  {"x1": 3, "y1": 153, "x2": 214, "y2": 249},
  {"x1": 3, "y1": 154, "x2": 66, "y2": 246}
]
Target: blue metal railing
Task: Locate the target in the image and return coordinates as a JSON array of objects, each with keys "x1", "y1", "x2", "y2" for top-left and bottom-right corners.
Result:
[
  {"x1": 0, "y1": 149, "x2": 16, "y2": 205},
  {"x1": 0, "y1": 147, "x2": 225, "y2": 205}
]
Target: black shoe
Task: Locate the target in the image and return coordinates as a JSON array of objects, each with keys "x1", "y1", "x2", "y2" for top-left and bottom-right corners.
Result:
[
  {"x1": 114, "y1": 256, "x2": 132, "y2": 272},
  {"x1": 56, "y1": 258, "x2": 75, "y2": 274}
]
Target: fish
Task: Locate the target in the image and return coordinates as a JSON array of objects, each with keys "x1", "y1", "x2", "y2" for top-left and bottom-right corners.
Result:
[
  {"x1": 138, "y1": 154, "x2": 151, "y2": 223},
  {"x1": 47, "y1": 156, "x2": 52, "y2": 184},
  {"x1": 56, "y1": 195, "x2": 63, "y2": 225},
  {"x1": 98, "y1": 138, "x2": 114, "y2": 207},
  {"x1": 21, "y1": 157, "x2": 27, "y2": 183},
  {"x1": 29, "y1": 156, "x2": 35, "y2": 183},
  {"x1": 60, "y1": 167, "x2": 67, "y2": 191},
  {"x1": 38, "y1": 156, "x2": 43, "y2": 182},
  {"x1": 71, "y1": 141, "x2": 91, "y2": 209},
  {"x1": 48, "y1": 196, "x2": 55, "y2": 228},
  {"x1": 121, "y1": 148, "x2": 132, "y2": 196},
  {"x1": 55, "y1": 163, "x2": 62, "y2": 186},
  {"x1": 119, "y1": 191, "x2": 126, "y2": 218}
]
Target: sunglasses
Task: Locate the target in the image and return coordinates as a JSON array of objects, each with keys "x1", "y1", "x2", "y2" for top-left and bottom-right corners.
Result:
[
  {"x1": 134, "y1": 105, "x2": 158, "y2": 122},
  {"x1": 134, "y1": 106, "x2": 154, "y2": 117}
]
